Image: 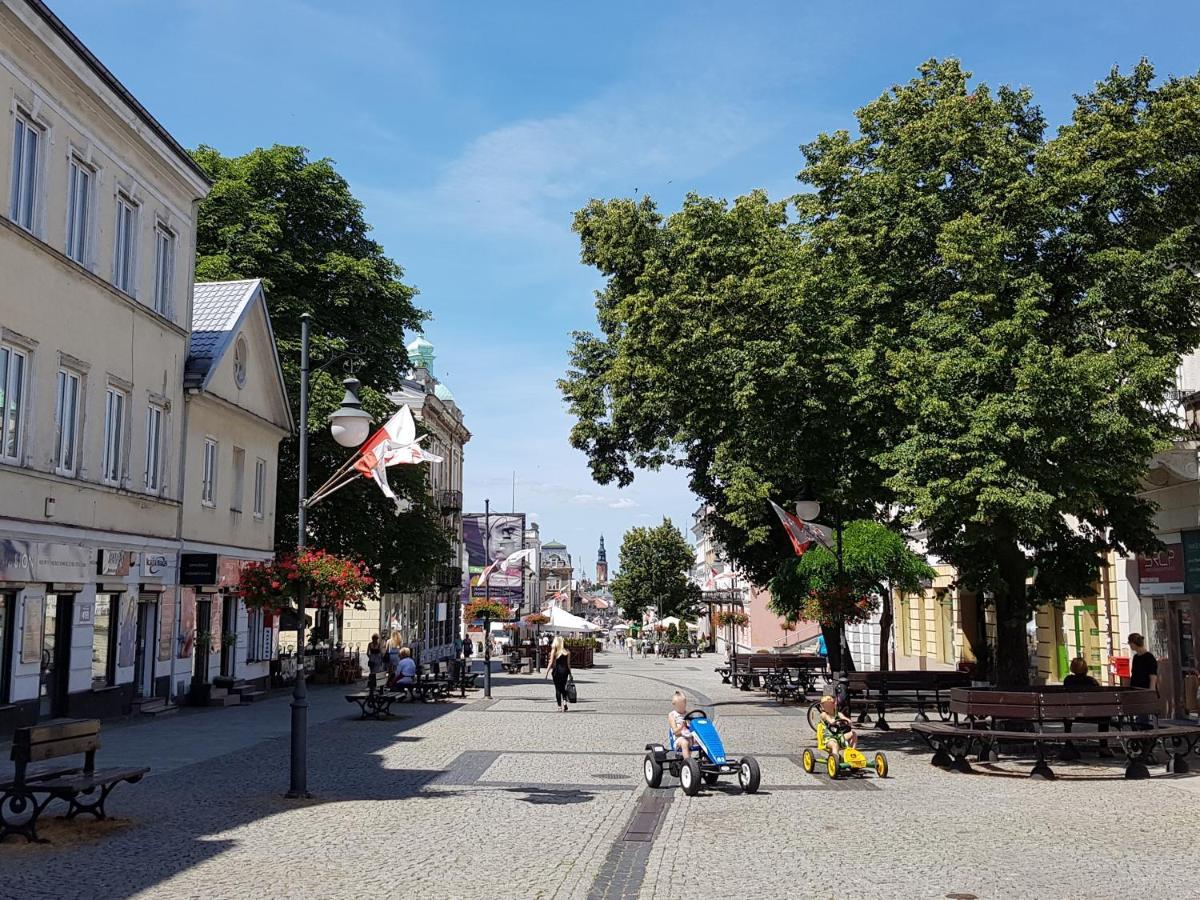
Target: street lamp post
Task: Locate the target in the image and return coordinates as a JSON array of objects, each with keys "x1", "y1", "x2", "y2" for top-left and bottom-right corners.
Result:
[
  {"x1": 287, "y1": 313, "x2": 372, "y2": 799},
  {"x1": 483, "y1": 497, "x2": 492, "y2": 699}
]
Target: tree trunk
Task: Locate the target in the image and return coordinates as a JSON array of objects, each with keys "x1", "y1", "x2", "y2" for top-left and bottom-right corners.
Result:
[
  {"x1": 878, "y1": 584, "x2": 893, "y2": 674},
  {"x1": 824, "y1": 623, "x2": 856, "y2": 673},
  {"x1": 994, "y1": 542, "x2": 1031, "y2": 688}
]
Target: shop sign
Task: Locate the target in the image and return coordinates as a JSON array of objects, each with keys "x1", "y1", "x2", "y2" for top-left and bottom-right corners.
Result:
[
  {"x1": 139, "y1": 551, "x2": 176, "y2": 580},
  {"x1": 97, "y1": 549, "x2": 131, "y2": 577},
  {"x1": 218, "y1": 557, "x2": 252, "y2": 589},
  {"x1": 1138, "y1": 533, "x2": 1185, "y2": 595},
  {"x1": 179, "y1": 553, "x2": 219, "y2": 586},
  {"x1": 1183, "y1": 530, "x2": 1200, "y2": 594},
  {"x1": 0, "y1": 539, "x2": 90, "y2": 582}
]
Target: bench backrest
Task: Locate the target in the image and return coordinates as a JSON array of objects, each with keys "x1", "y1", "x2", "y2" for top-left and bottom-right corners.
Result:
[
  {"x1": 847, "y1": 671, "x2": 970, "y2": 692},
  {"x1": 11, "y1": 719, "x2": 101, "y2": 781},
  {"x1": 950, "y1": 687, "x2": 1160, "y2": 723},
  {"x1": 948, "y1": 689, "x2": 1039, "y2": 720}
]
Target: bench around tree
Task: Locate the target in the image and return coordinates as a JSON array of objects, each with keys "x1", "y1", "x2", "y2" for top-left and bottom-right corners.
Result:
[
  {"x1": 911, "y1": 687, "x2": 1200, "y2": 780},
  {"x1": 0, "y1": 719, "x2": 149, "y2": 843},
  {"x1": 841, "y1": 670, "x2": 972, "y2": 730}
]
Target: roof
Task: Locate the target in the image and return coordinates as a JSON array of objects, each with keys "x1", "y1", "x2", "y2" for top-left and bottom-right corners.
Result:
[
  {"x1": 186, "y1": 280, "x2": 260, "y2": 388},
  {"x1": 185, "y1": 280, "x2": 292, "y2": 431},
  {"x1": 542, "y1": 540, "x2": 567, "y2": 550},
  {"x1": 23, "y1": 1, "x2": 210, "y2": 185}
]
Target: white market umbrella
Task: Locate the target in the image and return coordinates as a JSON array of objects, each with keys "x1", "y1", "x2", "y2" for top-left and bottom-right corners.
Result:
[{"x1": 541, "y1": 605, "x2": 601, "y2": 634}]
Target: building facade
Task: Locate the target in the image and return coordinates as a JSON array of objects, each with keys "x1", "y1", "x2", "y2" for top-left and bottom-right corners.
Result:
[
  {"x1": 0, "y1": 0, "x2": 209, "y2": 733},
  {"x1": 176, "y1": 280, "x2": 291, "y2": 702},
  {"x1": 356, "y1": 337, "x2": 469, "y2": 662},
  {"x1": 541, "y1": 540, "x2": 572, "y2": 605}
]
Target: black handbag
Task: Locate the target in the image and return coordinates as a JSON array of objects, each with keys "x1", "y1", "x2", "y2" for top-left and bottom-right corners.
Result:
[{"x1": 565, "y1": 676, "x2": 578, "y2": 704}]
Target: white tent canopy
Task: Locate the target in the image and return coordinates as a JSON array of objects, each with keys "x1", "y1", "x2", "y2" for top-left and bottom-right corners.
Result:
[{"x1": 542, "y1": 605, "x2": 601, "y2": 634}]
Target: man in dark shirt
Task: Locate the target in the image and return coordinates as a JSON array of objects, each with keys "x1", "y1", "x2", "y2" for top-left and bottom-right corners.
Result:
[
  {"x1": 1062, "y1": 657, "x2": 1111, "y2": 755},
  {"x1": 1128, "y1": 633, "x2": 1159, "y2": 691}
]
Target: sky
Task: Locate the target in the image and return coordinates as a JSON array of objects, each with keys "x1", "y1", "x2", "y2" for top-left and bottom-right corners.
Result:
[{"x1": 48, "y1": 0, "x2": 1200, "y2": 574}]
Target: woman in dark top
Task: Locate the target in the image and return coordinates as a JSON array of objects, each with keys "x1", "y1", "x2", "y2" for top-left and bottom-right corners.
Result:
[{"x1": 545, "y1": 635, "x2": 572, "y2": 711}]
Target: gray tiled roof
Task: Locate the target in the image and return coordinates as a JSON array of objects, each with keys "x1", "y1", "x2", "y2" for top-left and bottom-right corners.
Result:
[{"x1": 185, "y1": 280, "x2": 260, "y2": 388}]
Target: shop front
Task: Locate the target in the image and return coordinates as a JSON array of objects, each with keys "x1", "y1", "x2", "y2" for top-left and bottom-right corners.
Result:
[{"x1": 1137, "y1": 532, "x2": 1200, "y2": 717}]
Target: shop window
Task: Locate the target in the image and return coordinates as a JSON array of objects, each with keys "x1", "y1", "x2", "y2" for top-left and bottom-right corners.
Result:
[
  {"x1": 247, "y1": 607, "x2": 266, "y2": 661},
  {"x1": 92, "y1": 594, "x2": 117, "y2": 688}
]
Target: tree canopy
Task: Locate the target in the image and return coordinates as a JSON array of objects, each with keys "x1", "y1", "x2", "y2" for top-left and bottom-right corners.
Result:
[
  {"x1": 609, "y1": 519, "x2": 701, "y2": 623},
  {"x1": 562, "y1": 59, "x2": 1200, "y2": 685},
  {"x1": 193, "y1": 145, "x2": 451, "y2": 591}
]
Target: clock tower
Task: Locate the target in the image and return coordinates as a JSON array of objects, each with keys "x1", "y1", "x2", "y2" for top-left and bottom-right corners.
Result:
[{"x1": 596, "y1": 535, "x2": 609, "y2": 585}]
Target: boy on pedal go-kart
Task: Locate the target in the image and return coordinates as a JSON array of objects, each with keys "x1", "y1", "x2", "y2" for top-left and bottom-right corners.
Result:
[
  {"x1": 818, "y1": 694, "x2": 857, "y2": 763},
  {"x1": 668, "y1": 691, "x2": 695, "y2": 760}
]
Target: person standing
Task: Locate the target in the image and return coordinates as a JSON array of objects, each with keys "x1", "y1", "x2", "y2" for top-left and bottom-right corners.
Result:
[
  {"x1": 386, "y1": 633, "x2": 403, "y2": 687},
  {"x1": 1128, "y1": 633, "x2": 1159, "y2": 729},
  {"x1": 366, "y1": 634, "x2": 384, "y2": 683},
  {"x1": 545, "y1": 636, "x2": 572, "y2": 712}
]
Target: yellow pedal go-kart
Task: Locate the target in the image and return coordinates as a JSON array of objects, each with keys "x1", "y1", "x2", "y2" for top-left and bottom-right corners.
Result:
[{"x1": 802, "y1": 719, "x2": 888, "y2": 779}]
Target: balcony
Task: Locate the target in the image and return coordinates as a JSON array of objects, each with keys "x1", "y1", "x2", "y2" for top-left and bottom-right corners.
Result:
[
  {"x1": 436, "y1": 489, "x2": 463, "y2": 512},
  {"x1": 436, "y1": 565, "x2": 463, "y2": 588}
]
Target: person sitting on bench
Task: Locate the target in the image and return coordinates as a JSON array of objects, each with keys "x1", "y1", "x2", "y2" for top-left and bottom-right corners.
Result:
[
  {"x1": 1062, "y1": 657, "x2": 1113, "y2": 756},
  {"x1": 668, "y1": 691, "x2": 695, "y2": 760},
  {"x1": 819, "y1": 694, "x2": 857, "y2": 763},
  {"x1": 395, "y1": 646, "x2": 417, "y2": 699}
]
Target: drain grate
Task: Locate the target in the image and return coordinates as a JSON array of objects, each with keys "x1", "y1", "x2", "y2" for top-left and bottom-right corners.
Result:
[{"x1": 593, "y1": 773, "x2": 629, "y2": 780}]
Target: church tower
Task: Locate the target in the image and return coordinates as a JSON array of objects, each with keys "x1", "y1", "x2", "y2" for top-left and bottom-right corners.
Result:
[{"x1": 596, "y1": 535, "x2": 609, "y2": 585}]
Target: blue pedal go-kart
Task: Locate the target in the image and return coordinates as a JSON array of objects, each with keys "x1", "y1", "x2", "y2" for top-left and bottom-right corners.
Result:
[{"x1": 644, "y1": 709, "x2": 761, "y2": 795}]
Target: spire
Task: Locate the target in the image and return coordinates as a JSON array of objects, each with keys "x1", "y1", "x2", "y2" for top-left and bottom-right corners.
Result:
[{"x1": 597, "y1": 534, "x2": 607, "y2": 562}]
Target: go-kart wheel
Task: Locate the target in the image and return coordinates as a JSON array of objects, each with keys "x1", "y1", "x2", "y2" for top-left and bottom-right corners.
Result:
[
  {"x1": 680, "y1": 758, "x2": 702, "y2": 796},
  {"x1": 874, "y1": 752, "x2": 889, "y2": 778},
  {"x1": 703, "y1": 771, "x2": 720, "y2": 785},
  {"x1": 806, "y1": 701, "x2": 821, "y2": 732},
  {"x1": 738, "y1": 756, "x2": 761, "y2": 793},
  {"x1": 826, "y1": 753, "x2": 839, "y2": 779},
  {"x1": 643, "y1": 753, "x2": 663, "y2": 788},
  {"x1": 801, "y1": 749, "x2": 815, "y2": 773}
]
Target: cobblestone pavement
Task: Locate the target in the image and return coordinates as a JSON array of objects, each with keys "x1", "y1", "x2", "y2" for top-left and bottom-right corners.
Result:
[{"x1": 2, "y1": 654, "x2": 1200, "y2": 899}]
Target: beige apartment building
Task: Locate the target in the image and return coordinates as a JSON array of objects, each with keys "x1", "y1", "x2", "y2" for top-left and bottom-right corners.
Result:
[
  {"x1": 176, "y1": 280, "x2": 291, "y2": 702},
  {"x1": 0, "y1": 0, "x2": 209, "y2": 732}
]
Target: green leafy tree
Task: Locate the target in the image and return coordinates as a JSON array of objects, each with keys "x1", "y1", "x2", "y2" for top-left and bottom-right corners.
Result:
[
  {"x1": 769, "y1": 521, "x2": 934, "y2": 671},
  {"x1": 610, "y1": 519, "x2": 701, "y2": 623},
  {"x1": 192, "y1": 145, "x2": 451, "y2": 590},
  {"x1": 560, "y1": 192, "x2": 895, "y2": 667},
  {"x1": 803, "y1": 60, "x2": 1200, "y2": 685}
]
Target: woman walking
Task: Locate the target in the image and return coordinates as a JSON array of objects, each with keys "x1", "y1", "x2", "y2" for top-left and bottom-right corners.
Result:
[{"x1": 544, "y1": 636, "x2": 572, "y2": 711}]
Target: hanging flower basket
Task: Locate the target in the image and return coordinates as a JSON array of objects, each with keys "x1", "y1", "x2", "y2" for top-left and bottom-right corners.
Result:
[
  {"x1": 523, "y1": 613, "x2": 550, "y2": 627},
  {"x1": 798, "y1": 586, "x2": 878, "y2": 627},
  {"x1": 465, "y1": 598, "x2": 511, "y2": 622},
  {"x1": 714, "y1": 611, "x2": 749, "y2": 628},
  {"x1": 238, "y1": 549, "x2": 373, "y2": 612}
]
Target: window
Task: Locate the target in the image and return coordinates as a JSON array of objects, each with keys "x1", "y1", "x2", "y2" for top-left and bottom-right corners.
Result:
[
  {"x1": 9, "y1": 113, "x2": 40, "y2": 231},
  {"x1": 145, "y1": 403, "x2": 164, "y2": 492},
  {"x1": 231, "y1": 446, "x2": 245, "y2": 512},
  {"x1": 102, "y1": 386, "x2": 126, "y2": 485},
  {"x1": 153, "y1": 224, "x2": 174, "y2": 317},
  {"x1": 0, "y1": 343, "x2": 26, "y2": 462},
  {"x1": 253, "y1": 457, "x2": 266, "y2": 517},
  {"x1": 92, "y1": 594, "x2": 117, "y2": 688},
  {"x1": 246, "y1": 607, "x2": 266, "y2": 661},
  {"x1": 54, "y1": 369, "x2": 81, "y2": 475},
  {"x1": 201, "y1": 438, "x2": 217, "y2": 505},
  {"x1": 233, "y1": 336, "x2": 247, "y2": 387},
  {"x1": 113, "y1": 195, "x2": 137, "y2": 295},
  {"x1": 65, "y1": 158, "x2": 92, "y2": 264}
]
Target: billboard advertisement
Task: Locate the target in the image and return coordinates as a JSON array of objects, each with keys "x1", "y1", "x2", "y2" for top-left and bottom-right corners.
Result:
[{"x1": 463, "y1": 512, "x2": 526, "y2": 604}]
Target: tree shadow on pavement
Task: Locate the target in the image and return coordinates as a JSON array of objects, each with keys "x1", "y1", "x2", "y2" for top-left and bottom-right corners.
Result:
[{"x1": 502, "y1": 787, "x2": 596, "y2": 805}]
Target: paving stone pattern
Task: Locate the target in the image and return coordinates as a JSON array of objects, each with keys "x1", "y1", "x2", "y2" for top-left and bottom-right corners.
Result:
[{"x1": 2, "y1": 654, "x2": 1200, "y2": 898}]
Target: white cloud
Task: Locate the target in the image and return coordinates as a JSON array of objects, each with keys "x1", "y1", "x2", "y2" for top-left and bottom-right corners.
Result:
[{"x1": 608, "y1": 498, "x2": 638, "y2": 510}]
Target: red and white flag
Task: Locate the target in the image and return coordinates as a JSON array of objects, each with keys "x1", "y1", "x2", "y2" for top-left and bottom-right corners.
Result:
[
  {"x1": 769, "y1": 500, "x2": 829, "y2": 557},
  {"x1": 351, "y1": 405, "x2": 443, "y2": 505}
]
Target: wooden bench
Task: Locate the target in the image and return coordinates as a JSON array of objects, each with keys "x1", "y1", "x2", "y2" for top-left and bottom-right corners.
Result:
[
  {"x1": 0, "y1": 719, "x2": 149, "y2": 843},
  {"x1": 720, "y1": 654, "x2": 823, "y2": 691},
  {"x1": 911, "y1": 687, "x2": 1200, "y2": 780},
  {"x1": 843, "y1": 670, "x2": 972, "y2": 730}
]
